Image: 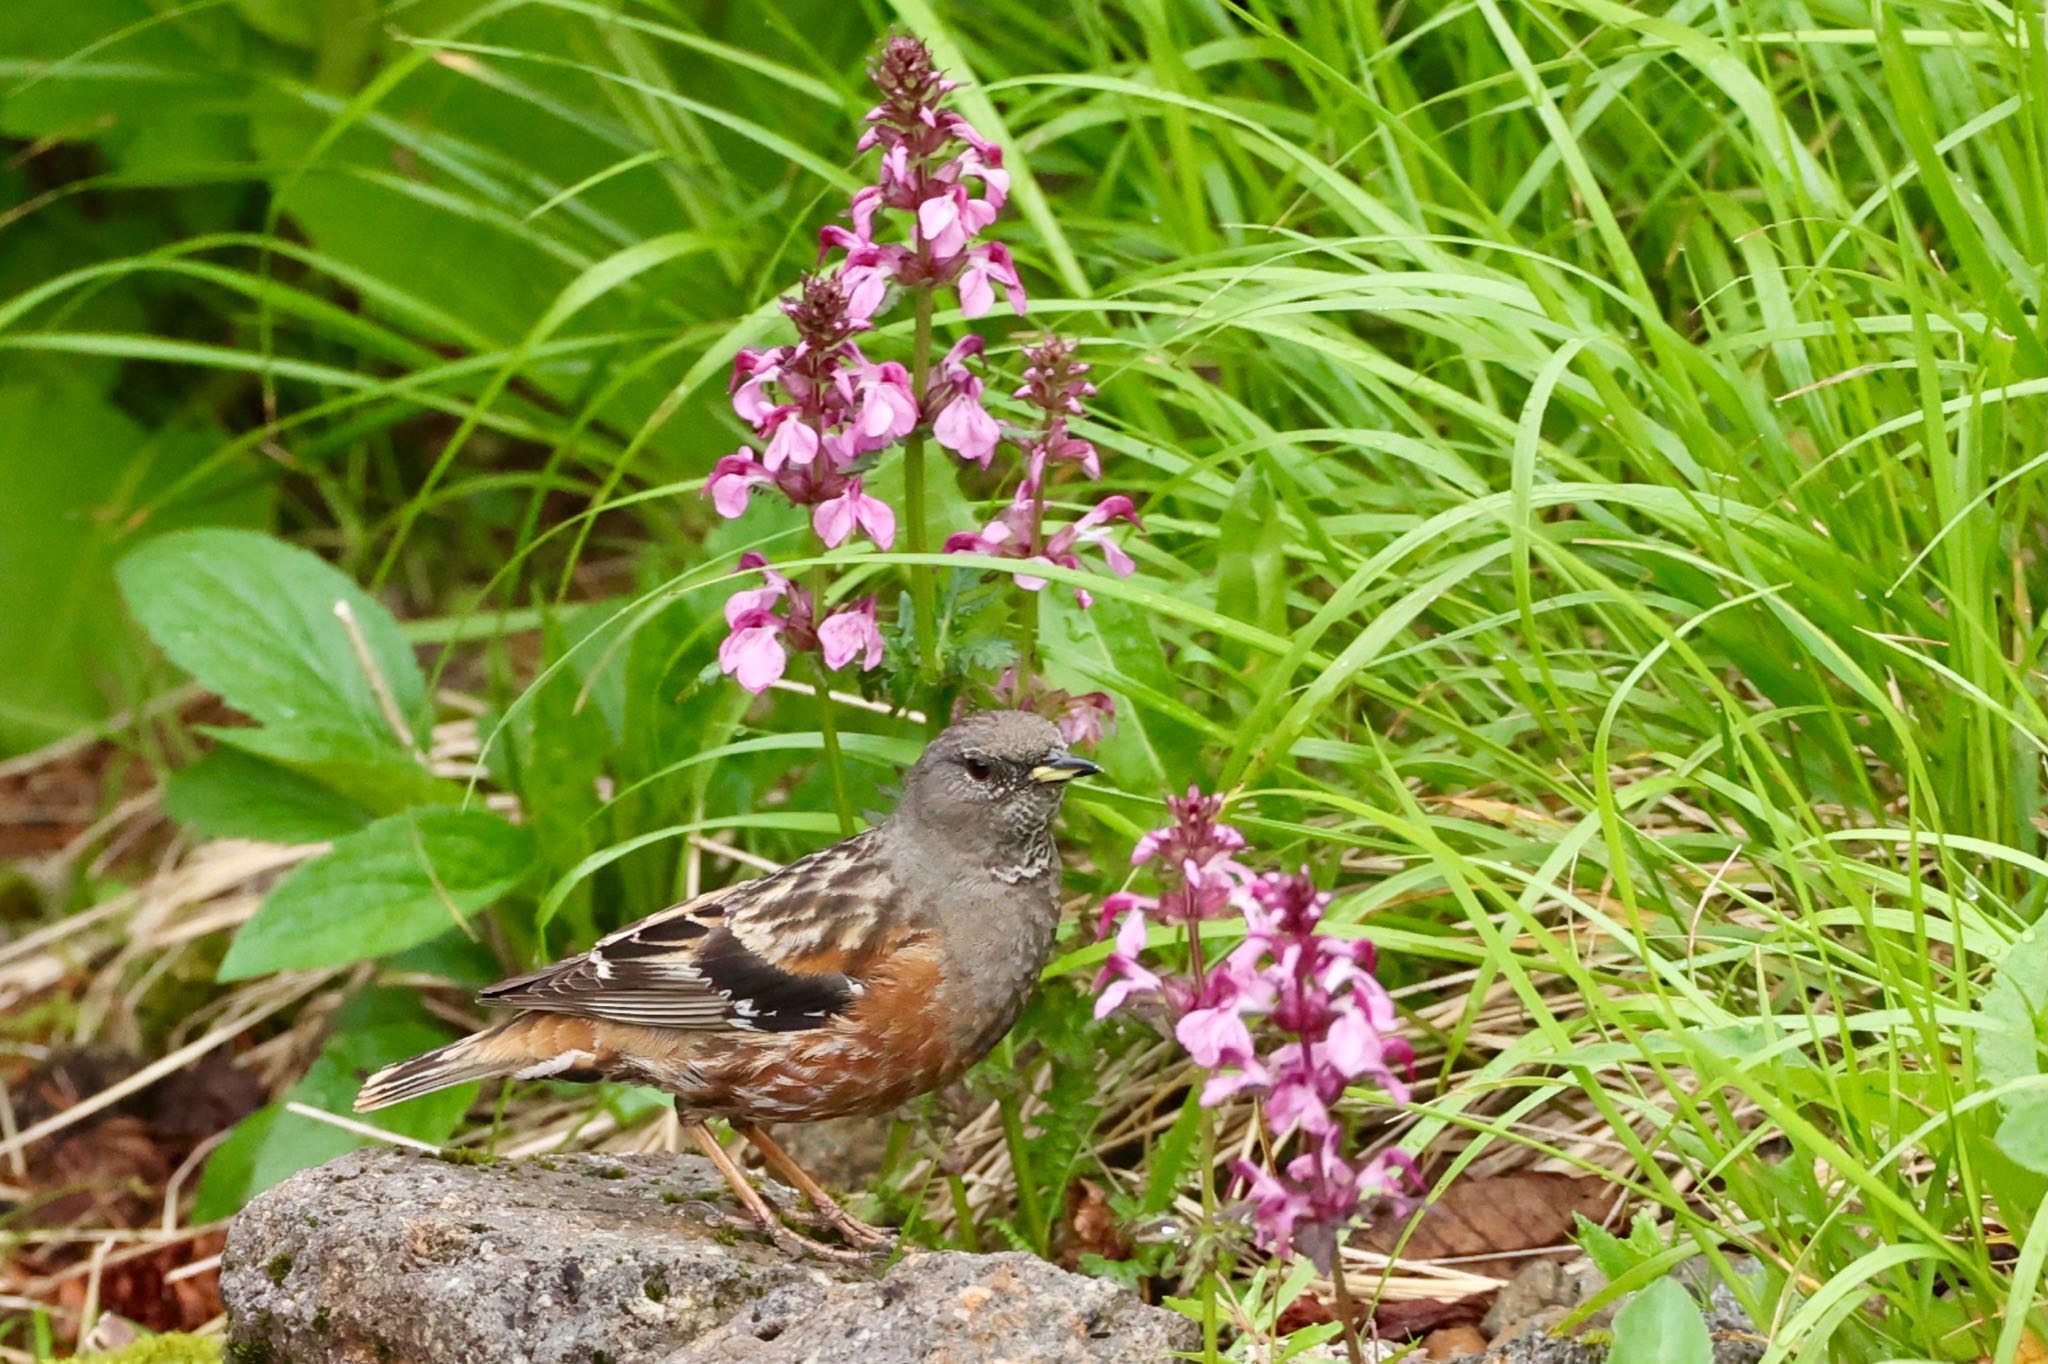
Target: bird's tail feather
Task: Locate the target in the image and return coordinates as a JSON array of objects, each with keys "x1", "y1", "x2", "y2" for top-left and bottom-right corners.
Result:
[{"x1": 355, "y1": 1026, "x2": 517, "y2": 1112}]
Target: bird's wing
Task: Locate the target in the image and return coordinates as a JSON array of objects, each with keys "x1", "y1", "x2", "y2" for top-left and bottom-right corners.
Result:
[{"x1": 477, "y1": 831, "x2": 894, "y2": 1033}]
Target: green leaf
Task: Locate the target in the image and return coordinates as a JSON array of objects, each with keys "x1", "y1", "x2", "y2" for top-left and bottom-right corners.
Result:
[
  {"x1": 192, "y1": 989, "x2": 475, "y2": 1219},
  {"x1": 1978, "y1": 919, "x2": 2048, "y2": 1173},
  {"x1": 1609, "y1": 1278, "x2": 1714, "y2": 1364},
  {"x1": 219, "y1": 808, "x2": 534, "y2": 980},
  {"x1": 1577, "y1": 1208, "x2": 1671, "y2": 1282},
  {"x1": 164, "y1": 747, "x2": 374, "y2": 844},
  {"x1": 117, "y1": 528, "x2": 428, "y2": 747},
  {"x1": 203, "y1": 724, "x2": 455, "y2": 814}
]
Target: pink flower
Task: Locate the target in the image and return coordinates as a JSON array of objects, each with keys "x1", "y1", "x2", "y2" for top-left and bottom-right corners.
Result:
[
  {"x1": 851, "y1": 362, "x2": 918, "y2": 448},
  {"x1": 817, "y1": 597, "x2": 884, "y2": 671},
  {"x1": 719, "y1": 615, "x2": 787, "y2": 694},
  {"x1": 1054, "y1": 690, "x2": 1115, "y2": 746},
  {"x1": 763, "y1": 415, "x2": 820, "y2": 471},
  {"x1": 1093, "y1": 913, "x2": 1163, "y2": 1019},
  {"x1": 705, "y1": 451, "x2": 768, "y2": 518},
  {"x1": 956, "y1": 242, "x2": 1026, "y2": 318},
  {"x1": 934, "y1": 389, "x2": 1000, "y2": 466},
  {"x1": 813, "y1": 477, "x2": 896, "y2": 550}
]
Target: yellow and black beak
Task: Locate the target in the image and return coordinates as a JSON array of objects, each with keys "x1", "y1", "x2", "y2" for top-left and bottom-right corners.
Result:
[{"x1": 1030, "y1": 754, "x2": 1102, "y2": 784}]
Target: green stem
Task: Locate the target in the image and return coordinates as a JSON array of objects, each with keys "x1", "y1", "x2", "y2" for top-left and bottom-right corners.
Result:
[
  {"x1": 904, "y1": 290, "x2": 939, "y2": 697},
  {"x1": 808, "y1": 562, "x2": 856, "y2": 837},
  {"x1": 1015, "y1": 584, "x2": 1041, "y2": 682}
]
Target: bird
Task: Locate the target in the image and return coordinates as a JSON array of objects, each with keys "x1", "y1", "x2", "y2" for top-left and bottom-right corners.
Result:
[{"x1": 355, "y1": 709, "x2": 1100, "y2": 1258}]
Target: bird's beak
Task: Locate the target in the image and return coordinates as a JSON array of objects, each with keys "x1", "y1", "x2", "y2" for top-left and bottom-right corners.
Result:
[{"x1": 1030, "y1": 755, "x2": 1102, "y2": 784}]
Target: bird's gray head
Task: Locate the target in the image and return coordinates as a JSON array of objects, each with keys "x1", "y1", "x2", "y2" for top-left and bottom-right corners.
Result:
[{"x1": 891, "y1": 710, "x2": 1100, "y2": 857}]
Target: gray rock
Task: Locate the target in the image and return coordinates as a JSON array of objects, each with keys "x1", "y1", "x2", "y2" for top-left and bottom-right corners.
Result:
[
  {"x1": 221, "y1": 1147, "x2": 1194, "y2": 1364},
  {"x1": 673, "y1": 1249, "x2": 1193, "y2": 1363}
]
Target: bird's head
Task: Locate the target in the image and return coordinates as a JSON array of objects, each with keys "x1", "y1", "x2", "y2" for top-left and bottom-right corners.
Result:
[{"x1": 894, "y1": 709, "x2": 1101, "y2": 852}]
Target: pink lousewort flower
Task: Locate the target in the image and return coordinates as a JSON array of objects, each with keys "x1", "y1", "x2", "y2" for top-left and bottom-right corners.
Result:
[
  {"x1": 1093, "y1": 803, "x2": 1415, "y2": 1270},
  {"x1": 1232, "y1": 1136, "x2": 1418, "y2": 1270},
  {"x1": 822, "y1": 36, "x2": 1025, "y2": 319},
  {"x1": 977, "y1": 665, "x2": 1117, "y2": 748},
  {"x1": 945, "y1": 485, "x2": 1142, "y2": 605},
  {"x1": 813, "y1": 477, "x2": 897, "y2": 550},
  {"x1": 944, "y1": 335, "x2": 1139, "y2": 606},
  {"x1": 703, "y1": 274, "x2": 904, "y2": 549},
  {"x1": 715, "y1": 553, "x2": 885, "y2": 695}
]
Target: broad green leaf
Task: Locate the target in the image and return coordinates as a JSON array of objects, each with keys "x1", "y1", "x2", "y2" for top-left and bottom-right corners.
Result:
[
  {"x1": 1609, "y1": 1277, "x2": 1714, "y2": 1364},
  {"x1": 1978, "y1": 920, "x2": 2048, "y2": 1173},
  {"x1": 192, "y1": 989, "x2": 475, "y2": 1219},
  {"x1": 219, "y1": 808, "x2": 534, "y2": 979},
  {"x1": 164, "y1": 746, "x2": 374, "y2": 844},
  {"x1": 204, "y1": 723, "x2": 455, "y2": 814},
  {"x1": 117, "y1": 528, "x2": 428, "y2": 747}
]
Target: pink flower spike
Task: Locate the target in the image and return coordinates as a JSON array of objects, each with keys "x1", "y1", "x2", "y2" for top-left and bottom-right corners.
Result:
[
  {"x1": 933, "y1": 392, "x2": 1000, "y2": 467},
  {"x1": 817, "y1": 598, "x2": 884, "y2": 671}
]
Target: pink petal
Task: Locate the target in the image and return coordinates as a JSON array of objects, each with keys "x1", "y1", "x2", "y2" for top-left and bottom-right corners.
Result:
[
  {"x1": 718, "y1": 625, "x2": 786, "y2": 694},
  {"x1": 813, "y1": 494, "x2": 856, "y2": 549},
  {"x1": 817, "y1": 600, "x2": 884, "y2": 671},
  {"x1": 764, "y1": 418, "x2": 818, "y2": 471},
  {"x1": 855, "y1": 490, "x2": 897, "y2": 551},
  {"x1": 957, "y1": 266, "x2": 994, "y2": 319},
  {"x1": 933, "y1": 393, "x2": 999, "y2": 466}
]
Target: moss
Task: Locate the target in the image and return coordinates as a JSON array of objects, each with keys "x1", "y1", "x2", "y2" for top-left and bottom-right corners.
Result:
[
  {"x1": 644, "y1": 1275, "x2": 670, "y2": 1303},
  {"x1": 534, "y1": 1156, "x2": 562, "y2": 1172},
  {"x1": 261, "y1": 1253, "x2": 293, "y2": 1286},
  {"x1": 224, "y1": 1335, "x2": 274, "y2": 1364},
  {"x1": 594, "y1": 1164, "x2": 629, "y2": 1180},
  {"x1": 430, "y1": 1147, "x2": 499, "y2": 1166},
  {"x1": 311, "y1": 1305, "x2": 332, "y2": 1335},
  {"x1": 77, "y1": 1335, "x2": 224, "y2": 1364},
  {"x1": 659, "y1": 1191, "x2": 686, "y2": 1206},
  {"x1": 592, "y1": 1353, "x2": 615, "y2": 1364}
]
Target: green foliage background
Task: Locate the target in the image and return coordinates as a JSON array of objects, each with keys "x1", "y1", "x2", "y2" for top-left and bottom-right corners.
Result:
[{"x1": 5, "y1": 0, "x2": 2047, "y2": 1358}]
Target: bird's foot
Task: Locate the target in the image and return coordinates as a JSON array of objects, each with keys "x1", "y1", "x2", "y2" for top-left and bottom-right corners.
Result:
[
  {"x1": 806, "y1": 1200, "x2": 895, "y2": 1252},
  {"x1": 717, "y1": 1208, "x2": 884, "y2": 1263}
]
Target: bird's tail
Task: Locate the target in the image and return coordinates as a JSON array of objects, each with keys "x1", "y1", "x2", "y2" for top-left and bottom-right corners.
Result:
[{"x1": 355, "y1": 1024, "x2": 520, "y2": 1112}]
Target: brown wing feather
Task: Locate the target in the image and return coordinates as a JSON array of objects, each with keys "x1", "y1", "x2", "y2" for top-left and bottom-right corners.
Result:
[{"x1": 479, "y1": 831, "x2": 893, "y2": 1033}]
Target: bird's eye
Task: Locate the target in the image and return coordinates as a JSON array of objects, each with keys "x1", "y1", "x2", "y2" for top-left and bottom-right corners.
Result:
[{"x1": 964, "y1": 756, "x2": 995, "y2": 782}]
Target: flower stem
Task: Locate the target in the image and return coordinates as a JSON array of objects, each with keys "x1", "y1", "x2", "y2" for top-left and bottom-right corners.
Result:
[
  {"x1": 808, "y1": 562, "x2": 856, "y2": 838},
  {"x1": 904, "y1": 290, "x2": 939, "y2": 699},
  {"x1": 1015, "y1": 582, "x2": 1040, "y2": 681},
  {"x1": 1329, "y1": 1248, "x2": 1366, "y2": 1364}
]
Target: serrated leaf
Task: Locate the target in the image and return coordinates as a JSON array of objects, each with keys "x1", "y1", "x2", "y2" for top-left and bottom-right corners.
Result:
[
  {"x1": 192, "y1": 989, "x2": 475, "y2": 1219},
  {"x1": 219, "y1": 808, "x2": 534, "y2": 979},
  {"x1": 1609, "y1": 1277, "x2": 1714, "y2": 1364},
  {"x1": 1979, "y1": 919, "x2": 2048, "y2": 1172},
  {"x1": 164, "y1": 746, "x2": 373, "y2": 844},
  {"x1": 117, "y1": 528, "x2": 427, "y2": 746},
  {"x1": 1577, "y1": 1208, "x2": 1669, "y2": 1282}
]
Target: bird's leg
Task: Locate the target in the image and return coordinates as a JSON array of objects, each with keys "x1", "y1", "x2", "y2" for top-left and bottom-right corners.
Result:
[
  {"x1": 737, "y1": 1124, "x2": 895, "y2": 1251},
  {"x1": 682, "y1": 1120, "x2": 874, "y2": 1263}
]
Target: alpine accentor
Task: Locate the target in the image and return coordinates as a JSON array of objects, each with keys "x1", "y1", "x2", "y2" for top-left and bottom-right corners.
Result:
[{"x1": 357, "y1": 709, "x2": 1099, "y2": 1256}]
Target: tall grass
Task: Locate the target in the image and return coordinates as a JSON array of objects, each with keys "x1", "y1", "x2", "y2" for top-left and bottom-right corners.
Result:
[{"x1": 4, "y1": 0, "x2": 2044, "y2": 1358}]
